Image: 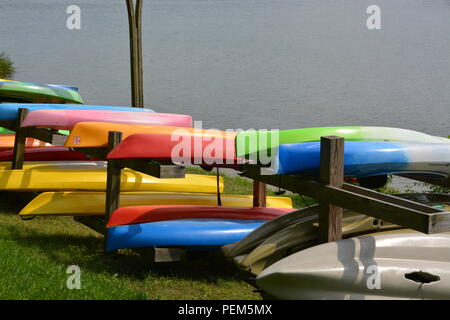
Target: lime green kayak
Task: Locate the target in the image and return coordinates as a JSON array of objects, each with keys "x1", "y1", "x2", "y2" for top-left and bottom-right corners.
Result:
[
  {"x1": 0, "y1": 79, "x2": 83, "y2": 104},
  {"x1": 0, "y1": 127, "x2": 70, "y2": 135},
  {"x1": 236, "y1": 126, "x2": 450, "y2": 158}
]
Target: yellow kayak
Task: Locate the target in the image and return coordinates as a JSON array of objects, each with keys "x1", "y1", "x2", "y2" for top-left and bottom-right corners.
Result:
[
  {"x1": 19, "y1": 191, "x2": 293, "y2": 216},
  {"x1": 65, "y1": 122, "x2": 231, "y2": 148},
  {"x1": 0, "y1": 161, "x2": 223, "y2": 192}
]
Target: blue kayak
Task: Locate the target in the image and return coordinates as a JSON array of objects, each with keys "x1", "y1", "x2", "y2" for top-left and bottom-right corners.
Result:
[
  {"x1": 266, "y1": 141, "x2": 450, "y2": 178},
  {"x1": 0, "y1": 104, "x2": 154, "y2": 121},
  {"x1": 106, "y1": 219, "x2": 266, "y2": 251}
]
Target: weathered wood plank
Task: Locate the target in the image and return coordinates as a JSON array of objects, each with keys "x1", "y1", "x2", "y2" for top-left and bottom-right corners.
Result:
[
  {"x1": 105, "y1": 131, "x2": 123, "y2": 221},
  {"x1": 241, "y1": 165, "x2": 450, "y2": 234},
  {"x1": 398, "y1": 174, "x2": 450, "y2": 189},
  {"x1": 319, "y1": 136, "x2": 344, "y2": 242},
  {"x1": 253, "y1": 181, "x2": 267, "y2": 207},
  {"x1": 121, "y1": 159, "x2": 185, "y2": 179},
  {"x1": 11, "y1": 108, "x2": 29, "y2": 169}
]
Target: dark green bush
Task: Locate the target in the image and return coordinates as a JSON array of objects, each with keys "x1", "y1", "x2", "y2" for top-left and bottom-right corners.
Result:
[{"x1": 0, "y1": 52, "x2": 15, "y2": 78}]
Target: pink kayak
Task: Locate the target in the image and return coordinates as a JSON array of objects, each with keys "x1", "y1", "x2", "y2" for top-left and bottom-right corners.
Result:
[
  {"x1": 21, "y1": 109, "x2": 193, "y2": 130},
  {"x1": 0, "y1": 147, "x2": 98, "y2": 161}
]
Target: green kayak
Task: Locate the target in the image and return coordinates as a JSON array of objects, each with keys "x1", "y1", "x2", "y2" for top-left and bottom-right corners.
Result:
[
  {"x1": 0, "y1": 79, "x2": 83, "y2": 104},
  {"x1": 236, "y1": 126, "x2": 450, "y2": 158},
  {"x1": 0, "y1": 127, "x2": 70, "y2": 135}
]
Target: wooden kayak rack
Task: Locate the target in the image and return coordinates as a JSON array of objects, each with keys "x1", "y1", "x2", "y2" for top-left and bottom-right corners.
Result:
[
  {"x1": 4, "y1": 111, "x2": 450, "y2": 253},
  {"x1": 79, "y1": 133, "x2": 450, "y2": 251}
]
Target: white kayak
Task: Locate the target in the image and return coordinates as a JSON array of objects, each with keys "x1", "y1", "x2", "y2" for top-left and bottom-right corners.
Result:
[{"x1": 256, "y1": 230, "x2": 450, "y2": 300}]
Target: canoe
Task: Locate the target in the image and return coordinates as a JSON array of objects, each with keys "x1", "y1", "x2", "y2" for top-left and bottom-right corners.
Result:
[
  {"x1": 0, "y1": 134, "x2": 51, "y2": 151},
  {"x1": 19, "y1": 191, "x2": 293, "y2": 216},
  {"x1": 266, "y1": 141, "x2": 450, "y2": 178},
  {"x1": 256, "y1": 230, "x2": 450, "y2": 300},
  {"x1": 106, "y1": 219, "x2": 266, "y2": 251},
  {"x1": 107, "y1": 205, "x2": 294, "y2": 227},
  {"x1": 106, "y1": 133, "x2": 241, "y2": 167},
  {"x1": 0, "y1": 104, "x2": 154, "y2": 122},
  {"x1": 0, "y1": 161, "x2": 222, "y2": 192},
  {"x1": 0, "y1": 80, "x2": 83, "y2": 104},
  {"x1": 22, "y1": 110, "x2": 192, "y2": 130},
  {"x1": 65, "y1": 122, "x2": 235, "y2": 149},
  {"x1": 236, "y1": 126, "x2": 450, "y2": 159},
  {"x1": 0, "y1": 147, "x2": 96, "y2": 161}
]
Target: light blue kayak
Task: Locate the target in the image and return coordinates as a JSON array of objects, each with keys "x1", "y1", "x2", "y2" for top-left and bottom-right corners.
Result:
[
  {"x1": 106, "y1": 219, "x2": 266, "y2": 251},
  {"x1": 266, "y1": 141, "x2": 450, "y2": 178},
  {"x1": 0, "y1": 103, "x2": 154, "y2": 121}
]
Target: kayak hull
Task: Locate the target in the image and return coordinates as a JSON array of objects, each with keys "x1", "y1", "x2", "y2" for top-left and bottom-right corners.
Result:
[
  {"x1": 22, "y1": 110, "x2": 192, "y2": 130},
  {"x1": 0, "y1": 161, "x2": 222, "y2": 192},
  {"x1": 256, "y1": 230, "x2": 450, "y2": 300},
  {"x1": 0, "y1": 104, "x2": 154, "y2": 122},
  {"x1": 0, "y1": 80, "x2": 83, "y2": 104},
  {"x1": 107, "y1": 205, "x2": 294, "y2": 227},
  {"x1": 0, "y1": 147, "x2": 95, "y2": 161},
  {"x1": 106, "y1": 219, "x2": 266, "y2": 251},
  {"x1": 268, "y1": 141, "x2": 450, "y2": 178},
  {"x1": 19, "y1": 191, "x2": 293, "y2": 216}
]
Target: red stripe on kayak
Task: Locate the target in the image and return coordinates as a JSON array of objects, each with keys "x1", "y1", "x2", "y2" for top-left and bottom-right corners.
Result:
[{"x1": 107, "y1": 205, "x2": 294, "y2": 227}]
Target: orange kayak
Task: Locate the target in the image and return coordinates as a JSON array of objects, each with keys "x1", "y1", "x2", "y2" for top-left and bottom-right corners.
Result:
[
  {"x1": 65, "y1": 122, "x2": 236, "y2": 148},
  {"x1": 0, "y1": 134, "x2": 52, "y2": 151}
]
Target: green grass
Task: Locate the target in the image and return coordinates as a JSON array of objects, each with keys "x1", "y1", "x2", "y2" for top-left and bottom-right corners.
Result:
[{"x1": 0, "y1": 171, "x2": 296, "y2": 300}]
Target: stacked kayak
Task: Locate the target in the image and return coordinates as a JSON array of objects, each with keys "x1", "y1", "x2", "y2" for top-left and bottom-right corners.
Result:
[
  {"x1": 256, "y1": 230, "x2": 450, "y2": 300},
  {"x1": 105, "y1": 206, "x2": 294, "y2": 251},
  {"x1": 21, "y1": 109, "x2": 192, "y2": 130},
  {"x1": 0, "y1": 79, "x2": 84, "y2": 104},
  {"x1": 265, "y1": 141, "x2": 450, "y2": 179},
  {"x1": 0, "y1": 161, "x2": 221, "y2": 192},
  {"x1": 19, "y1": 191, "x2": 293, "y2": 216}
]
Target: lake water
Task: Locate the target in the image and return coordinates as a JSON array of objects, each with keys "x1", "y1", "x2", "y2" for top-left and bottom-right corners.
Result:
[{"x1": 1, "y1": 0, "x2": 450, "y2": 136}]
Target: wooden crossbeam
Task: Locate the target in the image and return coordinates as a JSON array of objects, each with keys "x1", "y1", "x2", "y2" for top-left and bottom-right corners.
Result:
[
  {"x1": 398, "y1": 174, "x2": 450, "y2": 189},
  {"x1": 241, "y1": 165, "x2": 450, "y2": 234},
  {"x1": 121, "y1": 159, "x2": 185, "y2": 179}
]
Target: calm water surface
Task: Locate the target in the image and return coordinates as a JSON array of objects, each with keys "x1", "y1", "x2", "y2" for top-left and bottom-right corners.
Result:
[{"x1": 1, "y1": 0, "x2": 449, "y2": 135}]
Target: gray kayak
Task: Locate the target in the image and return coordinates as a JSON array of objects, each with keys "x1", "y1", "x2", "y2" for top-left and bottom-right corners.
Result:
[{"x1": 256, "y1": 230, "x2": 450, "y2": 300}]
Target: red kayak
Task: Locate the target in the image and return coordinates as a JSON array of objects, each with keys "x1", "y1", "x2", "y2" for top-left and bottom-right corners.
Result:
[
  {"x1": 107, "y1": 133, "x2": 248, "y2": 168},
  {"x1": 0, "y1": 146, "x2": 97, "y2": 161},
  {"x1": 106, "y1": 205, "x2": 294, "y2": 227}
]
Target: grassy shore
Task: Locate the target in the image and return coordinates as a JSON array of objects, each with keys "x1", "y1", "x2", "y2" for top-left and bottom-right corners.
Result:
[{"x1": 0, "y1": 168, "x2": 305, "y2": 300}]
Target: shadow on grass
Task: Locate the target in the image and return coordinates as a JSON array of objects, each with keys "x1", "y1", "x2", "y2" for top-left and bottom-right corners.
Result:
[{"x1": 5, "y1": 222, "x2": 242, "y2": 284}]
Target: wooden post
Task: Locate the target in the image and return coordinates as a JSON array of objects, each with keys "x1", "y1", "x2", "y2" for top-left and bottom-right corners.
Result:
[
  {"x1": 318, "y1": 136, "x2": 344, "y2": 243},
  {"x1": 125, "y1": 0, "x2": 144, "y2": 108},
  {"x1": 253, "y1": 181, "x2": 267, "y2": 207},
  {"x1": 105, "y1": 131, "x2": 123, "y2": 222},
  {"x1": 12, "y1": 108, "x2": 29, "y2": 170}
]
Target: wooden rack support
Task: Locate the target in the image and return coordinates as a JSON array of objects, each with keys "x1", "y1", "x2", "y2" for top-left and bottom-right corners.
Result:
[
  {"x1": 9, "y1": 108, "x2": 67, "y2": 169},
  {"x1": 319, "y1": 136, "x2": 344, "y2": 242},
  {"x1": 253, "y1": 181, "x2": 267, "y2": 207}
]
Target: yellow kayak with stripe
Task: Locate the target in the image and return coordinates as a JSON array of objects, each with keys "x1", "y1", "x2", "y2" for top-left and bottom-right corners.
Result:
[
  {"x1": 0, "y1": 161, "x2": 223, "y2": 192},
  {"x1": 19, "y1": 191, "x2": 293, "y2": 216}
]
